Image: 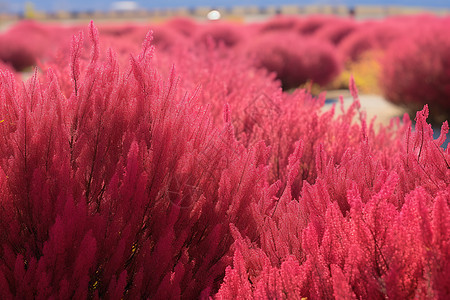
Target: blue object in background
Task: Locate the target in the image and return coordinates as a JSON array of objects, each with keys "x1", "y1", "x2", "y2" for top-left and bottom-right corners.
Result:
[{"x1": 432, "y1": 126, "x2": 450, "y2": 150}]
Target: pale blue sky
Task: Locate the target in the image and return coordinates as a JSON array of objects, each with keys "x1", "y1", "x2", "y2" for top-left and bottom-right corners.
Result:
[{"x1": 2, "y1": 0, "x2": 450, "y2": 13}]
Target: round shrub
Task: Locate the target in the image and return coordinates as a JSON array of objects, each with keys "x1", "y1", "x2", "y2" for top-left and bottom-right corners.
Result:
[
  {"x1": 0, "y1": 35, "x2": 36, "y2": 71},
  {"x1": 151, "y1": 25, "x2": 187, "y2": 51},
  {"x1": 314, "y1": 19, "x2": 357, "y2": 46},
  {"x1": 99, "y1": 24, "x2": 148, "y2": 49},
  {"x1": 165, "y1": 17, "x2": 198, "y2": 37},
  {"x1": 258, "y1": 15, "x2": 303, "y2": 33},
  {"x1": 338, "y1": 19, "x2": 409, "y2": 63},
  {"x1": 194, "y1": 22, "x2": 245, "y2": 48},
  {"x1": 380, "y1": 22, "x2": 450, "y2": 122},
  {"x1": 297, "y1": 15, "x2": 338, "y2": 36},
  {"x1": 0, "y1": 21, "x2": 49, "y2": 70},
  {"x1": 338, "y1": 22, "x2": 377, "y2": 62},
  {"x1": 242, "y1": 32, "x2": 341, "y2": 90},
  {"x1": 370, "y1": 20, "x2": 409, "y2": 50},
  {"x1": 0, "y1": 21, "x2": 74, "y2": 71},
  {"x1": 98, "y1": 24, "x2": 140, "y2": 37}
]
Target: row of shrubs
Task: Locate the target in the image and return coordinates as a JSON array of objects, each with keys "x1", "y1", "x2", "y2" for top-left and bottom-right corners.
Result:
[
  {"x1": 0, "y1": 20, "x2": 449, "y2": 299},
  {"x1": 1, "y1": 14, "x2": 450, "y2": 120}
]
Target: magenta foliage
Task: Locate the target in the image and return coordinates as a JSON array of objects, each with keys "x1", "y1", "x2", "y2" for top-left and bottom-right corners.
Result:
[
  {"x1": 0, "y1": 22, "x2": 270, "y2": 298},
  {"x1": 242, "y1": 32, "x2": 341, "y2": 90},
  {"x1": 217, "y1": 103, "x2": 449, "y2": 299},
  {"x1": 0, "y1": 20, "x2": 75, "y2": 71},
  {"x1": 338, "y1": 19, "x2": 408, "y2": 62},
  {"x1": 380, "y1": 18, "x2": 450, "y2": 120},
  {"x1": 153, "y1": 41, "x2": 345, "y2": 186},
  {"x1": 98, "y1": 24, "x2": 149, "y2": 50},
  {"x1": 314, "y1": 19, "x2": 357, "y2": 46},
  {"x1": 258, "y1": 15, "x2": 304, "y2": 33},
  {"x1": 164, "y1": 17, "x2": 198, "y2": 37},
  {"x1": 0, "y1": 18, "x2": 449, "y2": 300},
  {"x1": 337, "y1": 24, "x2": 377, "y2": 62},
  {"x1": 0, "y1": 60, "x2": 17, "y2": 77},
  {"x1": 149, "y1": 25, "x2": 187, "y2": 52},
  {"x1": 0, "y1": 34, "x2": 36, "y2": 71},
  {"x1": 0, "y1": 21, "x2": 45, "y2": 70},
  {"x1": 297, "y1": 15, "x2": 339, "y2": 36},
  {"x1": 194, "y1": 22, "x2": 245, "y2": 48}
]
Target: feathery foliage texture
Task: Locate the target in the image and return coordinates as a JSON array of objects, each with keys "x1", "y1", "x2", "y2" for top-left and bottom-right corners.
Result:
[
  {"x1": 0, "y1": 19, "x2": 449, "y2": 299},
  {"x1": 0, "y1": 22, "x2": 268, "y2": 298}
]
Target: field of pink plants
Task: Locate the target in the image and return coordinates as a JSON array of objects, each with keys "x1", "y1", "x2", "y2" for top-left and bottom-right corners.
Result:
[{"x1": 0, "y1": 15, "x2": 449, "y2": 299}]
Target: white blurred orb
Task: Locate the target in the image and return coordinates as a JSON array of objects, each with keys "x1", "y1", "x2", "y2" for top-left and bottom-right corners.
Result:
[{"x1": 207, "y1": 10, "x2": 221, "y2": 21}]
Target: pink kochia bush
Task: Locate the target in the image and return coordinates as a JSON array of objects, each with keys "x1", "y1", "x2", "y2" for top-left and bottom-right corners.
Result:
[
  {"x1": 217, "y1": 101, "x2": 450, "y2": 299},
  {"x1": 0, "y1": 21, "x2": 75, "y2": 71},
  {"x1": 194, "y1": 22, "x2": 245, "y2": 48},
  {"x1": 0, "y1": 22, "x2": 449, "y2": 299},
  {"x1": 0, "y1": 22, "x2": 268, "y2": 298},
  {"x1": 242, "y1": 32, "x2": 341, "y2": 90},
  {"x1": 380, "y1": 18, "x2": 450, "y2": 121}
]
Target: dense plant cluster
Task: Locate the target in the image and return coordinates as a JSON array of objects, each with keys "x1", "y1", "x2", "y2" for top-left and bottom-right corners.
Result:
[
  {"x1": 0, "y1": 21, "x2": 76, "y2": 70},
  {"x1": 241, "y1": 32, "x2": 340, "y2": 90},
  {"x1": 0, "y1": 15, "x2": 349, "y2": 89},
  {"x1": 380, "y1": 17, "x2": 450, "y2": 122},
  {"x1": 2, "y1": 15, "x2": 450, "y2": 105},
  {"x1": 0, "y1": 19, "x2": 449, "y2": 299}
]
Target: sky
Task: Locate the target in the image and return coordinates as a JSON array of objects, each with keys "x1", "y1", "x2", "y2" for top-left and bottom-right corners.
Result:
[{"x1": 2, "y1": 0, "x2": 450, "y2": 13}]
